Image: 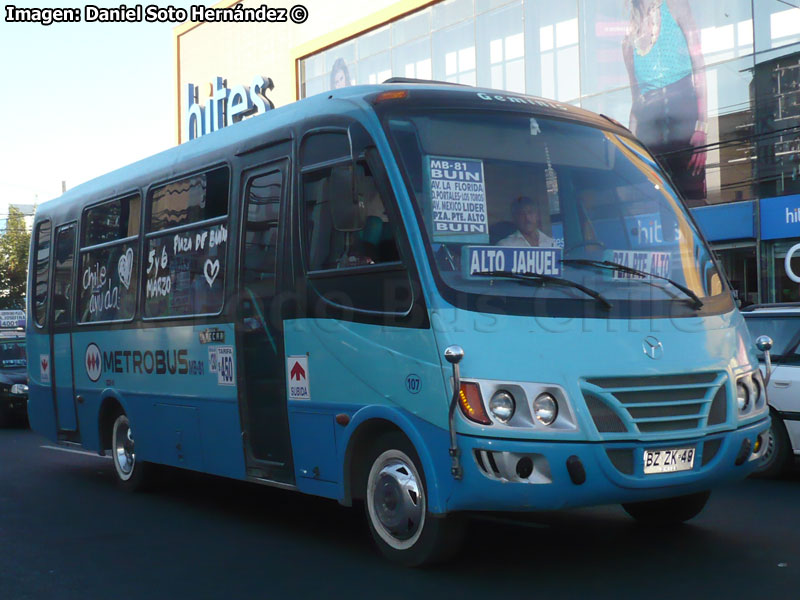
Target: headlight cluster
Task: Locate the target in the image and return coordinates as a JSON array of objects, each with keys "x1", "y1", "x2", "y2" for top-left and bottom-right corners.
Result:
[
  {"x1": 457, "y1": 380, "x2": 574, "y2": 430},
  {"x1": 533, "y1": 393, "x2": 558, "y2": 425},
  {"x1": 488, "y1": 390, "x2": 515, "y2": 423},
  {"x1": 735, "y1": 370, "x2": 765, "y2": 418}
]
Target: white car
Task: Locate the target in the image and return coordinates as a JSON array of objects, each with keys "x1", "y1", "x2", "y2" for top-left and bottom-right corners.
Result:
[{"x1": 742, "y1": 305, "x2": 800, "y2": 477}]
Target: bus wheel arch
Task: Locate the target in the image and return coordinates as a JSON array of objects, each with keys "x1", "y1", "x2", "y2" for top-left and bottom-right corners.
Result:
[
  {"x1": 98, "y1": 395, "x2": 153, "y2": 492},
  {"x1": 359, "y1": 429, "x2": 465, "y2": 566},
  {"x1": 343, "y1": 414, "x2": 445, "y2": 511},
  {"x1": 98, "y1": 395, "x2": 125, "y2": 455},
  {"x1": 345, "y1": 418, "x2": 407, "y2": 505}
]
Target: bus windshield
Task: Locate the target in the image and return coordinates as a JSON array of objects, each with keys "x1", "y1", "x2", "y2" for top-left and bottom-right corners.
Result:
[{"x1": 382, "y1": 109, "x2": 730, "y2": 318}]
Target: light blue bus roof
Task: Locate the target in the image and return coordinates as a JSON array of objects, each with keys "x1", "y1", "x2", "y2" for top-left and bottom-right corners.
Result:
[{"x1": 34, "y1": 82, "x2": 622, "y2": 222}]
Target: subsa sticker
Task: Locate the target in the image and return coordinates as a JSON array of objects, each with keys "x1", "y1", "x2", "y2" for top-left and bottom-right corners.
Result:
[
  {"x1": 287, "y1": 356, "x2": 310, "y2": 400},
  {"x1": 40, "y1": 354, "x2": 50, "y2": 384}
]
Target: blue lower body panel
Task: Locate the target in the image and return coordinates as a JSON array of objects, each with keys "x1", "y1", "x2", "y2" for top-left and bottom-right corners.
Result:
[{"x1": 445, "y1": 418, "x2": 770, "y2": 512}]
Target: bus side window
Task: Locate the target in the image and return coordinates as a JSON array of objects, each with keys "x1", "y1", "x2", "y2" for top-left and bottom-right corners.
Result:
[
  {"x1": 303, "y1": 161, "x2": 400, "y2": 271},
  {"x1": 52, "y1": 224, "x2": 76, "y2": 326},
  {"x1": 300, "y1": 129, "x2": 413, "y2": 317},
  {"x1": 33, "y1": 221, "x2": 52, "y2": 328},
  {"x1": 243, "y1": 172, "x2": 281, "y2": 287},
  {"x1": 143, "y1": 168, "x2": 229, "y2": 319},
  {"x1": 78, "y1": 194, "x2": 140, "y2": 324}
]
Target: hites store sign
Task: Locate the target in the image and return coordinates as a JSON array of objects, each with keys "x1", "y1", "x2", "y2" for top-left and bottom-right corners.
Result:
[{"x1": 186, "y1": 75, "x2": 275, "y2": 141}]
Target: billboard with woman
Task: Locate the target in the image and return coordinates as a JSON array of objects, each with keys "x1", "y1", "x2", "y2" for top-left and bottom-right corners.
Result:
[{"x1": 622, "y1": 0, "x2": 707, "y2": 201}]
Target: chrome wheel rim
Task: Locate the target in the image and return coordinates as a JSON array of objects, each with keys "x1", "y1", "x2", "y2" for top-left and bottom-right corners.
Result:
[
  {"x1": 367, "y1": 449, "x2": 425, "y2": 550},
  {"x1": 113, "y1": 417, "x2": 135, "y2": 481}
]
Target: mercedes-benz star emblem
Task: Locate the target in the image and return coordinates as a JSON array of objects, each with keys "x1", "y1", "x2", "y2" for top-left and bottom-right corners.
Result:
[{"x1": 642, "y1": 336, "x2": 663, "y2": 360}]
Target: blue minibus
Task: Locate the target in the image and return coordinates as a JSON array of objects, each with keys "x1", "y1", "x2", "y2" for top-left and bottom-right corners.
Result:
[{"x1": 27, "y1": 80, "x2": 770, "y2": 565}]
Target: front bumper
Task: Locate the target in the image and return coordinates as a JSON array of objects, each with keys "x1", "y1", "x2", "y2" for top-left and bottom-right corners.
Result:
[{"x1": 445, "y1": 417, "x2": 770, "y2": 512}]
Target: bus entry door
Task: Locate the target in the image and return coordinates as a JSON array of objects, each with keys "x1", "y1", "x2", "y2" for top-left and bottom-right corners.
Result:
[
  {"x1": 237, "y1": 159, "x2": 293, "y2": 483},
  {"x1": 51, "y1": 223, "x2": 78, "y2": 433}
]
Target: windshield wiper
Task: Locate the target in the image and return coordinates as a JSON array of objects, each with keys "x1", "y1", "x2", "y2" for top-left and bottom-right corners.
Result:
[
  {"x1": 562, "y1": 259, "x2": 704, "y2": 309},
  {"x1": 475, "y1": 270, "x2": 612, "y2": 310}
]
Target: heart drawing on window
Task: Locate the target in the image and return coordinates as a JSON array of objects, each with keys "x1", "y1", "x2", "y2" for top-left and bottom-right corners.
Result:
[
  {"x1": 204, "y1": 259, "x2": 220, "y2": 287},
  {"x1": 118, "y1": 247, "x2": 134, "y2": 290}
]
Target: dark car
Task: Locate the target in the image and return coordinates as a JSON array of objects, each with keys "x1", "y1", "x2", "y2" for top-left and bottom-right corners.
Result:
[{"x1": 0, "y1": 331, "x2": 29, "y2": 427}]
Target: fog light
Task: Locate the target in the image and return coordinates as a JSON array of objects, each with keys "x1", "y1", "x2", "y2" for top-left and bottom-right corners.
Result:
[
  {"x1": 10, "y1": 384, "x2": 28, "y2": 395},
  {"x1": 516, "y1": 457, "x2": 533, "y2": 479},
  {"x1": 566, "y1": 455, "x2": 586, "y2": 485},
  {"x1": 489, "y1": 390, "x2": 515, "y2": 423},
  {"x1": 736, "y1": 381, "x2": 750, "y2": 413},
  {"x1": 533, "y1": 393, "x2": 558, "y2": 425}
]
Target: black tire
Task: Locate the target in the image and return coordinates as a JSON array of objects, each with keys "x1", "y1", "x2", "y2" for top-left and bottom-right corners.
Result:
[
  {"x1": 111, "y1": 413, "x2": 152, "y2": 492},
  {"x1": 0, "y1": 407, "x2": 8, "y2": 428},
  {"x1": 363, "y1": 432, "x2": 464, "y2": 567},
  {"x1": 622, "y1": 491, "x2": 710, "y2": 525},
  {"x1": 752, "y1": 410, "x2": 791, "y2": 479}
]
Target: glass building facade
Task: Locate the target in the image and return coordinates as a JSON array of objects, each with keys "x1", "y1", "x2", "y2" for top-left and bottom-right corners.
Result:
[{"x1": 298, "y1": 0, "x2": 800, "y2": 306}]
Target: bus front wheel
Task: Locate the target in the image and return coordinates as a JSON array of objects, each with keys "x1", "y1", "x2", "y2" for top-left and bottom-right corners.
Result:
[
  {"x1": 622, "y1": 490, "x2": 710, "y2": 525},
  {"x1": 364, "y1": 432, "x2": 464, "y2": 566},
  {"x1": 752, "y1": 409, "x2": 791, "y2": 479},
  {"x1": 111, "y1": 413, "x2": 151, "y2": 492}
]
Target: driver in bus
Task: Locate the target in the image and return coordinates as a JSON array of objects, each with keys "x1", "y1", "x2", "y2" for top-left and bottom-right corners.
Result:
[
  {"x1": 338, "y1": 173, "x2": 397, "y2": 267},
  {"x1": 497, "y1": 195, "x2": 557, "y2": 248}
]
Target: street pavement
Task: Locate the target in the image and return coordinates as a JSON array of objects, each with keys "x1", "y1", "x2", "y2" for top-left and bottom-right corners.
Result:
[{"x1": 1, "y1": 425, "x2": 798, "y2": 599}]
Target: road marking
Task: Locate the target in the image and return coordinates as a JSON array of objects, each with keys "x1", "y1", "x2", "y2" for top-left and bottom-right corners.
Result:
[{"x1": 41, "y1": 445, "x2": 111, "y2": 459}]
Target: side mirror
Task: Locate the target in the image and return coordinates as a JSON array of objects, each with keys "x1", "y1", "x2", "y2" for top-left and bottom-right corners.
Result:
[
  {"x1": 444, "y1": 345, "x2": 464, "y2": 365},
  {"x1": 444, "y1": 345, "x2": 465, "y2": 480},
  {"x1": 756, "y1": 335, "x2": 774, "y2": 385}
]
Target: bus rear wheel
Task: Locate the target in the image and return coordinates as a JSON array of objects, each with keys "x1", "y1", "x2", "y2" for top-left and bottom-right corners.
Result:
[
  {"x1": 111, "y1": 413, "x2": 151, "y2": 492},
  {"x1": 622, "y1": 490, "x2": 710, "y2": 525},
  {"x1": 364, "y1": 432, "x2": 464, "y2": 567}
]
